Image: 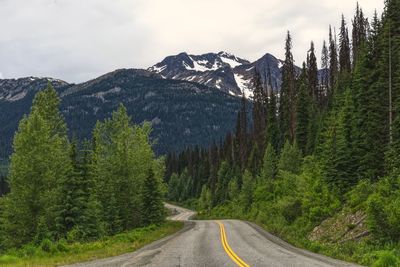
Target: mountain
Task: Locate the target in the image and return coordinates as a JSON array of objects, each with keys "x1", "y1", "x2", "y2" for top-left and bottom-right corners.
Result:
[
  {"x1": 149, "y1": 51, "x2": 286, "y2": 98},
  {"x1": 0, "y1": 69, "x2": 247, "y2": 158}
]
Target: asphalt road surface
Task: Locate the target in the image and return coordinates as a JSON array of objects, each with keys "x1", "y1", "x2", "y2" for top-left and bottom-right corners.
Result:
[{"x1": 67, "y1": 203, "x2": 361, "y2": 267}]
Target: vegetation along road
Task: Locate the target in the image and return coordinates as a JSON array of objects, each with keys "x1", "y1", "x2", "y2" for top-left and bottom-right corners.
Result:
[{"x1": 67, "y1": 203, "x2": 360, "y2": 267}]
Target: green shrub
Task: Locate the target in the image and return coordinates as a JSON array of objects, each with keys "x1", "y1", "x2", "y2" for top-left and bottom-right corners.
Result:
[
  {"x1": 66, "y1": 227, "x2": 82, "y2": 243},
  {"x1": 372, "y1": 251, "x2": 400, "y2": 267},
  {"x1": 279, "y1": 197, "x2": 302, "y2": 223},
  {"x1": 367, "y1": 194, "x2": 389, "y2": 239},
  {"x1": 40, "y1": 238, "x2": 57, "y2": 254},
  {"x1": 346, "y1": 179, "x2": 373, "y2": 209},
  {"x1": 56, "y1": 239, "x2": 69, "y2": 252},
  {"x1": 18, "y1": 243, "x2": 38, "y2": 257}
]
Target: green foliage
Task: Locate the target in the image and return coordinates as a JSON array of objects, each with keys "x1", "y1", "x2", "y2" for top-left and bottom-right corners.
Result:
[
  {"x1": 240, "y1": 170, "x2": 254, "y2": 212},
  {"x1": 372, "y1": 251, "x2": 400, "y2": 267},
  {"x1": 278, "y1": 140, "x2": 302, "y2": 174},
  {"x1": 0, "y1": 87, "x2": 165, "y2": 251},
  {"x1": 141, "y1": 169, "x2": 165, "y2": 225},
  {"x1": 260, "y1": 143, "x2": 277, "y2": 181},
  {"x1": 1, "y1": 85, "x2": 71, "y2": 248},
  {"x1": 0, "y1": 222, "x2": 182, "y2": 267}
]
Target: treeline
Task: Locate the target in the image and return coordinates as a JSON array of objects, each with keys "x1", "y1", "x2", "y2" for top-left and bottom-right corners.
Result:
[
  {"x1": 0, "y1": 84, "x2": 165, "y2": 251},
  {"x1": 166, "y1": 0, "x2": 400, "y2": 261}
]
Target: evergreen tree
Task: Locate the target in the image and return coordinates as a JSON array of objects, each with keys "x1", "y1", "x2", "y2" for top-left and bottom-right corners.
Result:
[
  {"x1": 296, "y1": 63, "x2": 312, "y2": 154},
  {"x1": 307, "y1": 41, "x2": 319, "y2": 104},
  {"x1": 278, "y1": 140, "x2": 302, "y2": 174},
  {"x1": 240, "y1": 170, "x2": 254, "y2": 211},
  {"x1": 321, "y1": 40, "x2": 330, "y2": 94},
  {"x1": 252, "y1": 73, "x2": 266, "y2": 153},
  {"x1": 260, "y1": 143, "x2": 277, "y2": 181},
  {"x1": 91, "y1": 104, "x2": 157, "y2": 233},
  {"x1": 55, "y1": 139, "x2": 87, "y2": 238},
  {"x1": 280, "y1": 31, "x2": 297, "y2": 144},
  {"x1": 265, "y1": 69, "x2": 280, "y2": 151},
  {"x1": 339, "y1": 15, "x2": 352, "y2": 87},
  {"x1": 352, "y1": 3, "x2": 367, "y2": 67},
  {"x1": 2, "y1": 86, "x2": 71, "y2": 248},
  {"x1": 215, "y1": 161, "x2": 231, "y2": 205},
  {"x1": 141, "y1": 169, "x2": 164, "y2": 225},
  {"x1": 329, "y1": 25, "x2": 339, "y2": 99}
]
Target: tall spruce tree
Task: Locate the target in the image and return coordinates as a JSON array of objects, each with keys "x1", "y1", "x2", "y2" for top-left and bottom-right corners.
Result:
[
  {"x1": 141, "y1": 169, "x2": 164, "y2": 225},
  {"x1": 329, "y1": 26, "x2": 339, "y2": 100},
  {"x1": 252, "y1": 72, "x2": 266, "y2": 153},
  {"x1": 296, "y1": 63, "x2": 312, "y2": 154},
  {"x1": 307, "y1": 41, "x2": 319, "y2": 104},
  {"x1": 280, "y1": 31, "x2": 297, "y2": 144}
]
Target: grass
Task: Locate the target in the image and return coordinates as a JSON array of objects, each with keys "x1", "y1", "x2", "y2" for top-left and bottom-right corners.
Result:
[{"x1": 0, "y1": 221, "x2": 183, "y2": 267}]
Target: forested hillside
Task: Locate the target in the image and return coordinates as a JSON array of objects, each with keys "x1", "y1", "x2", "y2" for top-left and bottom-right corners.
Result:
[
  {"x1": 0, "y1": 70, "x2": 245, "y2": 158},
  {"x1": 0, "y1": 84, "x2": 166, "y2": 257},
  {"x1": 166, "y1": 1, "x2": 400, "y2": 265}
]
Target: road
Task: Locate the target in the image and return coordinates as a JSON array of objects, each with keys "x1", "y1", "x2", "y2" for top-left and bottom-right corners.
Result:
[{"x1": 67, "y1": 203, "x2": 361, "y2": 267}]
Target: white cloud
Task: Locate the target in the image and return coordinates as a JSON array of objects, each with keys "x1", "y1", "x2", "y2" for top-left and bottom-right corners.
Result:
[{"x1": 0, "y1": 0, "x2": 384, "y2": 82}]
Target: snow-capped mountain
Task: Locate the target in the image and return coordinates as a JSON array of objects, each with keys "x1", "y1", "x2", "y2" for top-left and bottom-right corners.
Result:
[{"x1": 148, "y1": 51, "x2": 285, "y2": 98}]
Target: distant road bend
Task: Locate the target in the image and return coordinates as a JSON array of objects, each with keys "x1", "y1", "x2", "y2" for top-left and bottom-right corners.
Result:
[{"x1": 68, "y1": 203, "x2": 361, "y2": 267}]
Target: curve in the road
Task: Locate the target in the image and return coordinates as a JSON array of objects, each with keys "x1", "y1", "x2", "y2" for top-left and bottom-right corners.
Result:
[{"x1": 66, "y1": 203, "x2": 362, "y2": 267}]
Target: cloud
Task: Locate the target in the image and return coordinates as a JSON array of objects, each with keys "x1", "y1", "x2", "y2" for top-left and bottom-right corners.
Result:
[{"x1": 0, "y1": 0, "x2": 384, "y2": 82}]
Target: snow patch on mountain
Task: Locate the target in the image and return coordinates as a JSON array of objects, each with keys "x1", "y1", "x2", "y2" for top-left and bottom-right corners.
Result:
[{"x1": 234, "y1": 73, "x2": 253, "y2": 98}]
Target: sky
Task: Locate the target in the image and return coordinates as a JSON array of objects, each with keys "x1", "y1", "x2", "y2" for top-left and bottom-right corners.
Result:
[{"x1": 0, "y1": 0, "x2": 384, "y2": 83}]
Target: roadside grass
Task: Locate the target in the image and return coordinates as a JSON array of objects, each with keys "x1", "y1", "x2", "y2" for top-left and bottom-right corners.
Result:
[{"x1": 0, "y1": 221, "x2": 183, "y2": 267}]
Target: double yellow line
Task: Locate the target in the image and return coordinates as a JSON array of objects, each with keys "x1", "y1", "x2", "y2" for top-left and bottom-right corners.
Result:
[{"x1": 217, "y1": 221, "x2": 250, "y2": 267}]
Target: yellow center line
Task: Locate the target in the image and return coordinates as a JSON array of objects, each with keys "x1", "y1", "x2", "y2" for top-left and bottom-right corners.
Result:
[{"x1": 217, "y1": 221, "x2": 251, "y2": 267}]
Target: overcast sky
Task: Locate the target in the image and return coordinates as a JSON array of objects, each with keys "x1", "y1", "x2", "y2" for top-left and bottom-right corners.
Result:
[{"x1": 0, "y1": 0, "x2": 384, "y2": 83}]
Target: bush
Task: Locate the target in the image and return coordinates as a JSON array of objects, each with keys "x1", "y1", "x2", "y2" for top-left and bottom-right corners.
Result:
[
  {"x1": 18, "y1": 243, "x2": 38, "y2": 257},
  {"x1": 66, "y1": 227, "x2": 82, "y2": 243},
  {"x1": 367, "y1": 194, "x2": 388, "y2": 239},
  {"x1": 346, "y1": 179, "x2": 373, "y2": 209},
  {"x1": 372, "y1": 251, "x2": 400, "y2": 267},
  {"x1": 56, "y1": 239, "x2": 69, "y2": 252},
  {"x1": 279, "y1": 197, "x2": 302, "y2": 223},
  {"x1": 40, "y1": 238, "x2": 57, "y2": 254}
]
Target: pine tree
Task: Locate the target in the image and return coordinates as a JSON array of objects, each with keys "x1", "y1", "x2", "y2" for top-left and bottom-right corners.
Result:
[
  {"x1": 296, "y1": 63, "x2": 312, "y2": 154},
  {"x1": 55, "y1": 139, "x2": 87, "y2": 238},
  {"x1": 215, "y1": 161, "x2": 231, "y2": 205},
  {"x1": 339, "y1": 15, "x2": 351, "y2": 88},
  {"x1": 240, "y1": 170, "x2": 254, "y2": 211},
  {"x1": 352, "y1": 3, "x2": 367, "y2": 67},
  {"x1": 141, "y1": 169, "x2": 164, "y2": 225},
  {"x1": 278, "y1": 140, "x2": 302, "y2": 174},
  {"x1": 321, "y1": 40, "x2": 329, "y2": 108},
  {"x1": 329, "y1": 25, "x2": 339, "y2": 99},
  {"x1": 307, "y1": 41, "x2": 319, "y2": 104},
  {"x1": 280, "y1": 31, "x2": 297, "y2": 144},
  {"x1": 252, "y1": 72, "x2": 266, "y2": 153},
  {"x1": 235, "y1": 96, "x2": 248, "y2": 170},
  {"x1": 91, "y1": 104, "x2": 156, "y2": 233}
]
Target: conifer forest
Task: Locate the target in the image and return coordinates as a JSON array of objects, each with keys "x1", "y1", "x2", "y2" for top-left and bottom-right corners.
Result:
[{"x1": 0, "y1": 0, "x2": 400, "y2": 266}]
